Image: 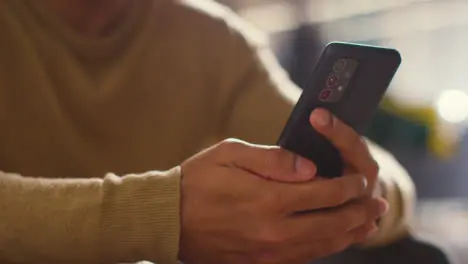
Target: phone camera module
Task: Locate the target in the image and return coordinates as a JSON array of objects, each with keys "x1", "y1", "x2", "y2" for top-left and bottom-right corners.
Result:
[
  {"x1": 326, "y1": 75, "x2": 339, "y2": 88},
  {"x1": 333, "y1": 59, "x2": 347, "y2": 73}
]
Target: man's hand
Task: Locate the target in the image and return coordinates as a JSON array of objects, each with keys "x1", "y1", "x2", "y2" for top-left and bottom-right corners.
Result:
[
  {"x1": 309, "y1": 108, "x2": 380, "y2": 196},
  {"x1": 179, "y1": 139, "x2": 388, "y2": 264},
  {"x1": 309, "y1": 108, "x2": 386, "y2": 242}
]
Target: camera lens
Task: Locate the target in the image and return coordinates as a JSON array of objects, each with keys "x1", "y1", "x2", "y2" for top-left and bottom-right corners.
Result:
[
  {"x1": 333, "y1": 59, "x2": 347, "y2": 73},
  {"x1": 319, "y1": 89, "x2": 332, "y2": 101},
  {"x1": 326, "y1": 75, "x2": 339, "y2": 87}
]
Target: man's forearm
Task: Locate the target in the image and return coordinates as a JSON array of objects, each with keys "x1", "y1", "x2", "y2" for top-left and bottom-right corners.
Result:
[{"x1": 0, "y1": 168, "x2": 181, "y2": 263}]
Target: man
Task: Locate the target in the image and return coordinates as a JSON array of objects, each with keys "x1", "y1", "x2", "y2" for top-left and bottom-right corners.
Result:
[{"x1": 0, "y1": 0, "x2": 414, "y2": 263}]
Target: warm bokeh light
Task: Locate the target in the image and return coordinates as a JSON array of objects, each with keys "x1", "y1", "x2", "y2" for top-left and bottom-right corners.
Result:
[{"x1": 436, "y1": 90, "x2": 468, "y2": 124}]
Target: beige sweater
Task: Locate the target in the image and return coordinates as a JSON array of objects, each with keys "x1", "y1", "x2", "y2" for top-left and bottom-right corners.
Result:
[{"x1": 0, "y1": 0, "x2": 415, "y2": 263}]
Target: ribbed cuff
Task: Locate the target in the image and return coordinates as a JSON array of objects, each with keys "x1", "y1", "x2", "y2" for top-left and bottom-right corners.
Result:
[{"x1": 99, "y1": 167, "x2": 181, "y2": 264}]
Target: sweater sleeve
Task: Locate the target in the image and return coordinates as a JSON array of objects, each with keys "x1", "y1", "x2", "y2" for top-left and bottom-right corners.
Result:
[
  {"x1": 0, "y1": 168, "x2": 181, "y2": 264},
  {"x1": 216, "y1": 11, "x2": 415, "y2": 247}
]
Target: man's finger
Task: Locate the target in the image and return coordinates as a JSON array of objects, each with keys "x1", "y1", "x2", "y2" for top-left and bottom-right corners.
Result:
[
  {"x1": 276, "y1": 222, "x2": 376, "y2": 264},
  {"x1": 214, "y1": 138, "x2": 317, "y2": 182},
  {"x1": 285, "y1": 197, "x2": 388, "y2": 241},
  {"x1": 309, "y1": 109, "x2": 379, "y2": 183},
  {"x1": 265, "y1": 173, "x2": 368, "y2": 214}
]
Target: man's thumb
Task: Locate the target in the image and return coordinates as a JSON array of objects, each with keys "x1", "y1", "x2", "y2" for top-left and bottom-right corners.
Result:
[{"x1": 216, "y1": 139, "x2": 316, "y2": 182}]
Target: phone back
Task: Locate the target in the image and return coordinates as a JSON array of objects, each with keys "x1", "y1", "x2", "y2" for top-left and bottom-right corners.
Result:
[{"x1": 277, "y1": 42, "x2": 401, "y2": 178}]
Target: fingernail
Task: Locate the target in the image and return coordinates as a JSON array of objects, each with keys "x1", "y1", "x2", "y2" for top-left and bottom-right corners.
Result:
[
  {"x1": 295, "y1": 156, "x2": 315, "y2": 177},
  {"x1": 310, "y1": 109, "x2": 331, "y2": 127},
  {"x1": 378, "y1": 200, "x2": 389, "y2": 216}
]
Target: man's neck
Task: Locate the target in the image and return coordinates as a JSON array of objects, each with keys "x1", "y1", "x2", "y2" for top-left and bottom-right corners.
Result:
[{"x1": 42, "y1": 0, "x2": 135, "y2": 36}]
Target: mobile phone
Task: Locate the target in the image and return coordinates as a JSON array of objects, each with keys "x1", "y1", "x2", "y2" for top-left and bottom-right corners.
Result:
[{"x1": 277, "y1": 42, "x2": 401, "y2": 178}]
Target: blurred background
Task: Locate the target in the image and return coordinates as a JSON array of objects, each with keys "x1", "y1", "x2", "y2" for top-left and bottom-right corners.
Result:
[{"x1": 218, "y1": 0, "x2": 468, "y2": 262}]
